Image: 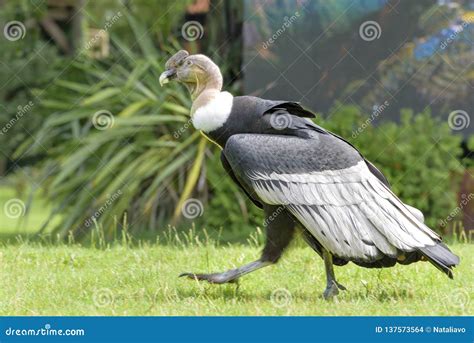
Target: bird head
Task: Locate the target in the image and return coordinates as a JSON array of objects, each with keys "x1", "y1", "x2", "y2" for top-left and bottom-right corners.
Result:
[{"x1": 159, "y1": 50, "x2": 223, "y2": 99}]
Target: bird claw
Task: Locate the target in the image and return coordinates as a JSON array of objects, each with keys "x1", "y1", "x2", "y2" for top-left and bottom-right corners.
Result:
[
  {"x1": 179, "y1": 272, "x2": 238, "y2": 284},
  {"x1": 179, "y1": 272, "x2": 198, "y2": 279},
  {"x1": 335, "y1": 281, "x2": 347, "y2": 291},
  {"x1": 323, "y1": 280, "x2": 346, "y2": 300}
]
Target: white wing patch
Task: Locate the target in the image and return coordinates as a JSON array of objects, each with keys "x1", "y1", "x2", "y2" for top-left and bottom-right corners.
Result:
[
  {"x1": 247, "y1": 161, "x2": 440, "y2": 261},
  {"x1": 192, "y1": 91, "x2": 233, "y2": 132}
]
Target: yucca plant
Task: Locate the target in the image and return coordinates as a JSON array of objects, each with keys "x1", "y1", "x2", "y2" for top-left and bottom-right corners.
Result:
[{"x1": 15, "y1": 12, "x2": 219, "y2": 239}]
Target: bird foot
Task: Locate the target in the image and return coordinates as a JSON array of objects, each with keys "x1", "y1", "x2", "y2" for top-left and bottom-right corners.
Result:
[
  {"x1": 179, "y1": 272, "x2": 239, "y2": 284},
  {"x1": 179, "y1": 260, "x2": 268, "y2": 285},
  {"x1": 323, "y1": 280, "x2": 346, "y2": 300},
  {"x1": 335, "y1": 280, "x2": 347, "y2": 291}
]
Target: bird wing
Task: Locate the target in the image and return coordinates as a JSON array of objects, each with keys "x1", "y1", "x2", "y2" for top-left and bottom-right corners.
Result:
[
  {"x1": 220, "y1": 151, "x2": 263, "y2": 209},
  {"x1": 224, "y1": 133, "x2": 441, "y2": 262}
]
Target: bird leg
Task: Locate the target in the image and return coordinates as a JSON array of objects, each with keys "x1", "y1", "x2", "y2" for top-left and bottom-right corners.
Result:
[
  {"x1": 180, "y1": 260, "x2": 271, "y2": 284},
  {"x1": 322, "y1": 248, "x2": 346, "y2": 300},
  {"x1": 180, "y1": 205, "x2": 295, "y2": 285}
]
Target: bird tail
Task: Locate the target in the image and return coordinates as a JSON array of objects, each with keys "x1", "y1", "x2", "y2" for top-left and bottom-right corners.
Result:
[
  {"x1": 379, "y1": 186, "x2": 460, "y2": 279},
  {"x1": 420, "y1": 242, "x2": 460, "y2": 279}
]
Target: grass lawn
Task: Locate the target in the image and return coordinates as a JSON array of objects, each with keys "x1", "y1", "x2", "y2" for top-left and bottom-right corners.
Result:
[
  {"x1": 0, "y1": 239, "x2": 472, "y2": 316},
  {"x1": 0, "y1": 185, "x2": 472, "y2": 315}
]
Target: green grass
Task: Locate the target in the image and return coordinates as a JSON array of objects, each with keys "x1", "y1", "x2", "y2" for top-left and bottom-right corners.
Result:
[
  {"x1": 0, "y1": 238, "x2": 471, "y2": 316},
  {"x1": 1, "y1": 185, "x2": 472, "y2": 315}
]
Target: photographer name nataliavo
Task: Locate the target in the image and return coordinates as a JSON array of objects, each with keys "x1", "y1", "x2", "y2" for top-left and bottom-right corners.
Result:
[{"x1": 375, "y1": 326, "x2": 467, "y2": 334}]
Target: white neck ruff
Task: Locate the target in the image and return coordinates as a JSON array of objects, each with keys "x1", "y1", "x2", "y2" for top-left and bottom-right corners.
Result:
[{"x1": 192, "y1": 91, "x2": 233, "y2": 133}]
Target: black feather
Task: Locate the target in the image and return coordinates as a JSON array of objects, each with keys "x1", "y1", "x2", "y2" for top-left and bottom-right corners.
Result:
[{"x1": 420, "y1": 243, "x2": 460, "y2": 279}]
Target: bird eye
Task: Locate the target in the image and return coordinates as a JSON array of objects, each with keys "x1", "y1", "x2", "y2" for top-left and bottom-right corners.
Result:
[{"x1": 185, "y1": 60, "x2": 192, "y2": 66}]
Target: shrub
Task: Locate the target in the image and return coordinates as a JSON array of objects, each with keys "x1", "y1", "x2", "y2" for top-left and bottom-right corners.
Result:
[
  {"x1": 0, "y1": 4, "x2": 61, "y2": 171},
  {"x1": 17, "y1": 12, "x2": 203, "y2": 239}
]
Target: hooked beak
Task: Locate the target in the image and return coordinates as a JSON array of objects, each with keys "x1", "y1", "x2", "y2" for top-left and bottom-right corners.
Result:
[{"x1": 159, "y1": 69, "x2": 177, "y2": 86}]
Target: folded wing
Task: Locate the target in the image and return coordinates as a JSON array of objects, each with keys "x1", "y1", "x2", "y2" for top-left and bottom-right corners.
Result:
[{"x1": 224, "y1": 133, "x2": 441, "y2": 264}]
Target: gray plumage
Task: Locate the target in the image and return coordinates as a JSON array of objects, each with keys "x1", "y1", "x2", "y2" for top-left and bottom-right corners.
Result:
[
  {"x1": 216, "y1": 102, "x2": 459, "y2": 278},
  {"x1": 225, "y1": 135, "x2": 438, "y2": 262}
]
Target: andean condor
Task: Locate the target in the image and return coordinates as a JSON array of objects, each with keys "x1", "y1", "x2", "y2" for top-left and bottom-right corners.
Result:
[{"x1": 159, "y1": 50, "x2": 460, "y2": 299}]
